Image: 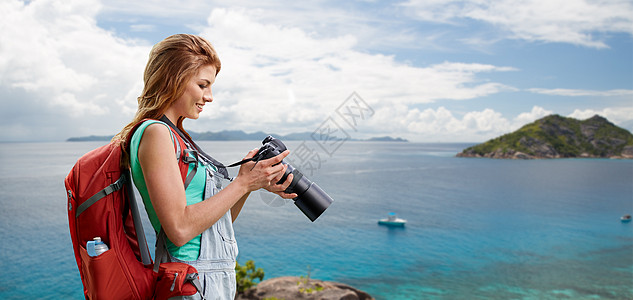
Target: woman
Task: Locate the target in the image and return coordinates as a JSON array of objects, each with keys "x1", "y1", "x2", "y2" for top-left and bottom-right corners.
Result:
[{"x1": 115, "y1": 34, "x2": 297, "y2": 299}]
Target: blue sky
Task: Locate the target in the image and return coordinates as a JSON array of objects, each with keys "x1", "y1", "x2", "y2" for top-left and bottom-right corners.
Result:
[{"x1": 1, "y1": 0, "x2": 632, "y2": 142}]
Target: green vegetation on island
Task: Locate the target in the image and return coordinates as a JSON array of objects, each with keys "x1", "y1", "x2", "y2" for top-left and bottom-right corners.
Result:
[
  {"x1": 457, "y1": 114, "x2": 633, "y2": 159},
  {"x1": 236, "y1": 260, "x2": 265, "y2": 294}
]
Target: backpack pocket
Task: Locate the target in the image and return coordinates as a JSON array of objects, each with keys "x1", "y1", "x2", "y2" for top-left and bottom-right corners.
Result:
[
  {"x1": 79, "y1": 245, "x2": 138, "y2": 299},
  {"x1": 154, "y1": 262, "x2": 202, "y2": 300}
]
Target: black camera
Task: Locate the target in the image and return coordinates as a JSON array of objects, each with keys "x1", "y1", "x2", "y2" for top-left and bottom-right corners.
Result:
[{"x1": 253, "y1": 136, "x2": 333, "y2": 221}]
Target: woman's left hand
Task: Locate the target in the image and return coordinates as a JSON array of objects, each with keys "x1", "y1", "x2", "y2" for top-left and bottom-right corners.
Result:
[{"x1": 264, "y1": 164, "x2": 298, "y2": 199}]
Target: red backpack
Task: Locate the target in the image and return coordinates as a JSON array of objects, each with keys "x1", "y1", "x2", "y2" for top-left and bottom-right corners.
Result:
[{"x1": 65, "y1": 120, "x2": 203, "y2": 300}]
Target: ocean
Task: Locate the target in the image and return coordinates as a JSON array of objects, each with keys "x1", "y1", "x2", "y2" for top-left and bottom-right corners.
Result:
[{"x1": 0, "y1": 141, "x2": 631, "y2": 299}]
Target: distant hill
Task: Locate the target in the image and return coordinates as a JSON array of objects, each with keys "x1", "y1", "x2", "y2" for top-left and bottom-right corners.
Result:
[
  {"x1": 66, "y1": 135, "x2": 114, "y2": 142},
  {"x1": 457, "y1": 114, "x2": 633, "y2": 159},
  {"x1": 67, "y1": 130, "x2": 407, "y2": 143},
  {"x1": 366, "y1": 136, "x2": 408, "y2": 142},
  {"x1": 189, "y1": 130, "x2": 271, "y2": 141}
]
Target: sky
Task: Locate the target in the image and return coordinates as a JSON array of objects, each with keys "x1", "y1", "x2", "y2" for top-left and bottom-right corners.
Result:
[{"x1": 1, "y1": 0, "x2": 632, "y2": 142}]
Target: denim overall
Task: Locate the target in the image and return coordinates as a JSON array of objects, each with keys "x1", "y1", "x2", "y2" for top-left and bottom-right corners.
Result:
[{"x1": 163, "y1": 164, "x2": 239, "y2": 300}]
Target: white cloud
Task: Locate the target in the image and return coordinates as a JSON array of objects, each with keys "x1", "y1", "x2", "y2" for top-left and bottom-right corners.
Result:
[
  {"x1": 366, "y1": 105, "x2": 512, "y2": 142},
  {"x1": 569, "y1": 107, "x2": 633, "y2": 126},
  {"x1": 0, "y1": 2, "x2": 517, "y2": 141},
  {"x1": 1, "y1": 1, "x2": 629, "y2": 142},
  {"x1": 365, "y1": 105, "x2": 581, "y2": 142},
  {"x1": 0, "y1": 0, "x2": 150, "y2": 140},
  {"x1": 402, "y1": 0, "x2": 633, "y2": 48},
  {"x1": 98, "y1": 0, "x2": 213, "y2": 19},
  {"x1": 129, "y1": 24, "x2": 156, "y2": 32},
  {"x1": 528, "y1": 88, "x2": 633, "y2": 97},
  {"x1": 514, "y1": 106, "x2": 553, "y2": 126},
  {"x1": 192, "y1": 8, "x2": 517, "y2": 135},
  {"x1": 365, "y1": 104, "x2": 633, "y2": 142}
]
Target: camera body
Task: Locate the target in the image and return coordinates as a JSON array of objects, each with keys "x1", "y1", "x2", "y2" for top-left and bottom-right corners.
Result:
[{"x1": 253, "y1": 136, "x2": 333, "y2": 221}]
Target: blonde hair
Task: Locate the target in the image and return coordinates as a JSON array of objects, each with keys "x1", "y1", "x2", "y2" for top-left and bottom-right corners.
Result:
[{"x1": 115, "y1": 34, "x2": 221, "y2": 167}]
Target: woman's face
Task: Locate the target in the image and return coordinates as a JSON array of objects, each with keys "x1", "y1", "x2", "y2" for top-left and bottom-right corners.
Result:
[{"x1": 168, "y1": 64, "x2": 217, "y2": 120}]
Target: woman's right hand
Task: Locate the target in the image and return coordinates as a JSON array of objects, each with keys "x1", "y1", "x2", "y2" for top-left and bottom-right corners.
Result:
[{"x1": 234, "y1": 148, "x2": 291, "y2": 193}]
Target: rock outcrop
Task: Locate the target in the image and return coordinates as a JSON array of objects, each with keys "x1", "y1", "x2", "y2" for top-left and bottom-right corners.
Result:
[
  {"x1": 457, "y1": 115, "x2": 633, "y2": 159},
  {"x1": 235, "y1": 276, "x2": 374, "y2": 300}
]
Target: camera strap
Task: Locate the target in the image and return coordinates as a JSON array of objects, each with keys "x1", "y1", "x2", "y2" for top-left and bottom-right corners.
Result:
[
  {"x1": 159, "y1": 116, "x2": 231, "y2": 180},
  {"x1": 224, "y1": 158, "x2": 253, "y2": 168},
  {"x1": 224, "y1": 146, "x2": 273, "y2": 170}
]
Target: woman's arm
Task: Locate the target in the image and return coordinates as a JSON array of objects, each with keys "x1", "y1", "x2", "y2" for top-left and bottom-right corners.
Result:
[
  {"x1": 230, "y1": 193, "x2": 249, "y2": 222},
  {"x1": 139, "y1": 124, "x2": 290, "y2": 246}
]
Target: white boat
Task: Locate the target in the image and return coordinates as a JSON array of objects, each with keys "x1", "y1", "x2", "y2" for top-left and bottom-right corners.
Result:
[
  {"x1": 378, "y1": 212, "x2": 406, "y2": 227},
  {"x1": 621, "y1": 214, "x2": 632, "y2": 223}
]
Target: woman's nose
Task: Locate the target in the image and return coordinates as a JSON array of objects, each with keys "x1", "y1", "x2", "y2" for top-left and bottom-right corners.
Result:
[{"x1": 204, "y1": 90, "x2": 213, "y2": 102}]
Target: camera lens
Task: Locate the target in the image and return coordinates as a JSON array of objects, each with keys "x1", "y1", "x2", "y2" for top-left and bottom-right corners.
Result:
[
  {"x1": 257, "y1": 135, "x2": 333, "y2": 221},
  {"x1": 294, "y1": 183, "x2": 333, "y2": 222}
]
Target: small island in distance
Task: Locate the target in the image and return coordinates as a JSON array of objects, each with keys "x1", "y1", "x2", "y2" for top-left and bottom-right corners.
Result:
[
  {"x1": 67, "y1": 130, "x2": 408, "y2": 143},
  {"x1": 457, "y1": 114, "x2": 633, "y2": 159}
]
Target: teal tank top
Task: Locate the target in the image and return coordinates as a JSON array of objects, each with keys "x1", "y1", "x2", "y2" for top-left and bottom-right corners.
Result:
[{"x1": 129, "y1": 120, "x2": 207, "y2": 261}]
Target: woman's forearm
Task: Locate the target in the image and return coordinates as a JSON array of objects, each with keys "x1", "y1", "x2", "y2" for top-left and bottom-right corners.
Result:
[
  {"x1": 230, "y1": 192, "x2": 250, "y2": 222},
  {"x1": 173, "y1": 179, "x2": 249, "y2": 245}
]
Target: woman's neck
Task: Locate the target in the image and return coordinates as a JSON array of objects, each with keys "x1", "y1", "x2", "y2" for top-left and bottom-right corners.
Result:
[{"x1": 162, "y1": 111, "x2": 180, "y2": 126}]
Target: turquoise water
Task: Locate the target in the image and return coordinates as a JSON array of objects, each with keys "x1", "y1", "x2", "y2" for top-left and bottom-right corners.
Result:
[{"x1": 0, "y1": 141, "x2": 631, "y2": 299}]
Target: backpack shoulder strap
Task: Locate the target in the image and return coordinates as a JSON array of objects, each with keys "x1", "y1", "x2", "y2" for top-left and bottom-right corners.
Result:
[
  {"x1": 165, "y1": 124, "x2": 196, "y2": 189},
  {"x1": 128, "y1": 119, "x2": 192, "y2": 187}
]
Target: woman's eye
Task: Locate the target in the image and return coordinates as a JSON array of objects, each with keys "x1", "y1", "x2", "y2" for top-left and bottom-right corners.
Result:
[{"x1": 199, "y1": 84, "x2": 207, "y2": 89}]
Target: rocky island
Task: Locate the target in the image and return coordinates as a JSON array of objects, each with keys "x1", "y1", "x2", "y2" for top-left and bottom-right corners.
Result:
[
  {"x1": 457, "y1": 114, "x2": 633, "y2": 159},
  {"x1": 236, "y1": 276, "x2": 374, "y2": 300}
]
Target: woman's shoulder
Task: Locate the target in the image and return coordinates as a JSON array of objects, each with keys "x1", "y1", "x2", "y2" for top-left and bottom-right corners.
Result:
[
  {"x1": 143, "y1": 120, "x2": 170, "y2": 133},
  {"x1": 131, "y1": 120, "x2": 175, "y2": 152},
  {"x1": 132, "y1": 119, "x2": 169, "y2": 139},
  {"x1": 140, "y1": 121, "x2": 173, "y2": 144},
  {"x1": 137, "y1": 119, "x2": 168, "y2": 131}
]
